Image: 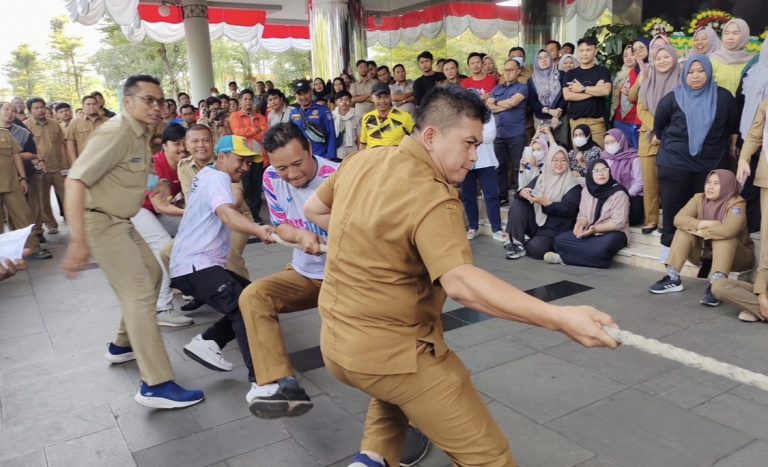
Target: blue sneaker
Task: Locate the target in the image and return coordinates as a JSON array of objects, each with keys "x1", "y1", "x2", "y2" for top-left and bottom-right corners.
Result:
[
  {"x1": 134, "y1": 381, "x2": 204, "y2": 409},
  {"x1": 348, "y1": 453, "x2": 385, "y2": 467},
  {"x1": 104, "y1": 342, "x2": 135, "y2": 364}
]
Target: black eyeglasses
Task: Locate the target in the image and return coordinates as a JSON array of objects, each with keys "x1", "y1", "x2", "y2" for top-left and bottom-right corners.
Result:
[{"x1": 130, "y1": 95, "x2": 166, "y2": 108}]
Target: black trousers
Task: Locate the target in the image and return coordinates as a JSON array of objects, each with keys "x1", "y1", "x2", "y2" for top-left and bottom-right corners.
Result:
[
  {"x1": 493, "y1": 135, "x2": 526, "y2": 202},
  {"x1": 629, "y1": 195, "x2": 644, "y2": 226},
  {"x1": 657, "y1": 166, "x2": 709, "y2": 247},
  {"x1": 505, "y1": 198, "x2": 562, "y2": 259},
  {"x1": 171, "y1": 266, "x2": 255, "y2": 382},
  {"x1": 554, "y1": 230, "x2": 628, "y2": 269},
  {"x1": 241, "y1": 163, "x2": 265, "y2": 222}
]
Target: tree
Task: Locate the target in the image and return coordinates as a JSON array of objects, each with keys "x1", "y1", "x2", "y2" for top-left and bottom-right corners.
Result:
[
  {"x1": 48, "y1": 16, "x2": 89, "y2": 103},
  {"x1": 3, "y1": 44, "x2": 45, "y2": 97}
]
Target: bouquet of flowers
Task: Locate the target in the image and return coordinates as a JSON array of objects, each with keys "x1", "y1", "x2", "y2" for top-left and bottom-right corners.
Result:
[
  {"x1": 687, "y1": 10, "x2": 732, "y2": 35},
  {"x1": 642, "y1": 17, "x2": 674, "y2": 37}
]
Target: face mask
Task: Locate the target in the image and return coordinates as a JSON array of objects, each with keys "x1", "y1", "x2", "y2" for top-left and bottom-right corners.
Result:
[
  {"x1": 573, "y1": 136, "x2": 588, "y2": 148},
  {"x1": 532, "y1": 150, "x2": 545, "y2": 161},
  {"x1": 605, "y1": 143, "x2": 621, "y2": 155}
]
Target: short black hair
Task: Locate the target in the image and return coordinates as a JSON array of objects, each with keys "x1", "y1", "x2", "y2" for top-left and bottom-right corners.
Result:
[
  {"x1": 545, "y1": 40, "x2": 561, "y2": 49},
  {"x1": 165, "y1": 99, "x2": 177, "y2": 107},
  {"x1": 265, "y1": 89, "x2": 286, "y2": 102},
  {"x1": 334, "y1": 90, "x2": 352, "y2": 100},
  {"x1": 417, "y1": 51, "x2": 434, "y2": 62},
  {"x1": 561, "y1": 42, "x2": 575, "y2": 51},
  {"x1": 123, "y1": 74, "x2": 160, "y2": 96},
  {"x1": 508, "y1": 47, "x2": 526, "y2": 58},
  {"x1": 162, "y1": 123, "x2": 187, "y2": 143},
  {"x1": 177, "y1": 92, "x2": 190, "y2": 99},
  {"x1": 217, "y1": 93, "x2": 228, "y2": 100},
  {"x1": 256, "y1": 81, "x2": 265, "y2": 86},
  {"x1": 436, "y1": 58, "x2": 446, "y2": 65},
  {"x1": 186, "y1": 123, "x2": 212, "y2": 136},
  {"x1": 26, "y1": 97, "x2": 46, "y2": 111},
  {"x1": 81, "y1": 95, "x2": 98, "y2": 105},
  {"x1": 179, "y1": 104, "x2": 196, "y2": 114},
  {"x1": 414, "y1": 86, "x2": 490, "y2": 132},
  {"x1": 54, "y1": 102, "x2": 71, "y2": 111},
  {"x1": 90, "y1": 91, "x2": 104, "y2": 98},
  {"x1": 366, "y1": 60, "x2": 377, "y2": 68},
  {"x1": 205, "y1": 96, "x2": 221, "y2": 107},
  {"x1": 443, "y1": 58, "x2": 459, "y2": 69},
  {"x1": 393, "y1": 63, "x2": 405, "y2": 73},
  {"x1": 240, "y1": 88, "x2": 255, "y2": 99},
  {"x1": 377, "y1": 65, "x2": 390, "y2": 74},
  {"x1": 263, "y1": 122, "x2": 310, "y2": 154},
  {"x1": 577, "y1": 37, "x2": 598, "y2": 48},
  {"x1": 467, "y1": 52, "x2": 484, "y2": 64},
  {"x1": 356, "y1": 59, "x2": 368, "y2": 67},
  {"x1": 228, "y1": 81, "x2": 237, "y2": 87},
  {"x1": 265, "y1": 80, "x2": 274, "y2": 86}
]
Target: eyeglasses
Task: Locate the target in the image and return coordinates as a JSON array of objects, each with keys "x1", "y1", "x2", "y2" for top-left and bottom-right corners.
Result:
[
  {"x1": 592, "y1": 168, "x2": 610, "y2": 174},
  {"x1": 130, "y1": 95, "x2": 166, "y2": 108}
]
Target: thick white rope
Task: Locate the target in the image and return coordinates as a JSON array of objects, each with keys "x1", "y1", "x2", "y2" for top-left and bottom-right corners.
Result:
[
  {"x1": 269, "y1": 233, "x2": 328, "y2": 253},
  {"x1": 603, "y1": 326, "x2": 768, "y2": 392}
]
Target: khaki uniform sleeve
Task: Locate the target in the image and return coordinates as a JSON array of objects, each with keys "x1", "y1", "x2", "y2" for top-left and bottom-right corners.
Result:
[
  {"x1": 673, "y1": 196, "x2": 702, "y2": 232},
  {"x1": 177, "y1": 160, "x2": 194, "y2": 200},
  {"x1": 315, "y1": 170, "x2": 337, "y2": 208},
  {"x1": 628, "y1": 79, "x2": 640, "y2": 103},
  {"x1": 740, "y1": 97, "x2": 768, "y2": 162},
  {"x1": 67, "y1": 124, "x2": 126, "y2": 187},
  {"x1": 414, "y1": 199, "x2": 474, "y2": 283},
  {"x1": 701, "y1": 199, "x2": 747, "y2": 240},
  {"x1": 64, "y1": 119, "x2": 77, "y2": 142},
  {"x1": 11, "y1": 138, "x2": 22, "y2": 155}
]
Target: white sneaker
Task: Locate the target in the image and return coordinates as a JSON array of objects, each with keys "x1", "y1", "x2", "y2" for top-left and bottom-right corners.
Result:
[
  {"x1": 183, "y1": 334, "x2": 234, "y2": 371},
  {"x1": 466, "y1": 229, "x2": 478, "y2": 240},
  {"x1": 245, "y1": 381, "x2": 280, "y2": 403},
  {"x1": 492, "y1": 230, "x2": 510, "y2": 243},
  {"x1": 157, "y1": 309, "x2": 194, "y2": 327},
  {"x1": 543, "y1": 252, "x2": 563, "y2": 264}
]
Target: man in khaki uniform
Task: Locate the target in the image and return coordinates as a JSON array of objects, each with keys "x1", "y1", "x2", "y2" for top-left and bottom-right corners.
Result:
[
  {"x1": 65, "y1": 94, "x2": 108, "y2": 161},
  {"x1": 27, "y1": 98, "x2": 67, "y2": 236},
  {"x1": 55, "y1": 102, "x2": 73, "y2": 133},
  {"x1": 62, "y1": 75, "x2": 204, "y2": 409},
  {"x1": 304, "y1": 86, "x2": 619, "y2": 467}
]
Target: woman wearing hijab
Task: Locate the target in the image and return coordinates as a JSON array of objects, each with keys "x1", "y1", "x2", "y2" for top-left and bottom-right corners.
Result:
[
  {"x1": 612, "y1": 45, "x2": 641, "y2": 149},
  {"x1": 602, "y1": 129, "x2": 644, "y2": 225},
  {"x1": 519, "y1": 129, "x2": 553, "y2": 189},
  {"x1": 558, "y1": 54, "x2": 578, "y2": 73},
  {"x1": 649, "y1": 170, "x2": 753, "y2": 306},
  {"x1": 629, "y1": 44, "x2": 680, "y2": 234},
  {"x1": 567, "y1": 124, "x2": 601, "y2": 177},
  {"x1": 654, "y1": 54, "x2": 739, "y2": 250},
  {"x1": 711, "y1": 18, "x2": 755, "y2": 96},
  {"x1": 547, "y1": 159, "x2": 630, "y2": 268},
  {"x1": 529, "y1": 49, "x2": 566, "y2": 132},
  {"x1": 312, "y1": 77, "x2": 331, "y2": 103},
  {"x1": 504, "y1": 146, "x2": 581, "y2": 260},
  {"x1": 692, "y1": 26, "x2": 721, "y2": 57}
]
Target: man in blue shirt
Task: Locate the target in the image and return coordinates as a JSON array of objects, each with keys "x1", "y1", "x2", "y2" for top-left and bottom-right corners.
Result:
[
  {"x1": 289, "y1": 81, "x2": 336, "y2": 160},
  {"x1": 488, "y1": 57, "x2": 528, "y2": 205}
]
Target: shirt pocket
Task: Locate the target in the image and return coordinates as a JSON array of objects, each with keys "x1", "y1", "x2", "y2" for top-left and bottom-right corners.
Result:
[{"x1": 115, "y1": 156, "x2": 147, "y2": 188}]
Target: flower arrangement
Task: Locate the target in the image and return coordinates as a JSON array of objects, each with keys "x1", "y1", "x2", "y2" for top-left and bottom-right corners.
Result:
[
  {"x1": 642, "y1": 17, "x2": 674, "y2": 37},
  {"x1": 761, "y1": 29, "x2": 767, "y2": 41},
  {"x1": 687, "y1": 10, "x2": 732, "y2": 35}
]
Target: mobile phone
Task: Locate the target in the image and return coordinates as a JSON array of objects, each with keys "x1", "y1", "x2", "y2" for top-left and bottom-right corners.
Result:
[{"x1": 147, "y1": 174, "x2": 159, "y2": 191}]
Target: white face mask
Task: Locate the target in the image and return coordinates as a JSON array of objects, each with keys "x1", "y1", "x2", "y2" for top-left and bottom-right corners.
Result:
[
  {"x1": 573, "y1": 136, "x2": 588, "y2": 148},
  {"x1": 605, "y1": 143, "x2": 621, "y2": 155},
  {"x1": 532, "y1": 150, "x2": 545, "y2": 161}
]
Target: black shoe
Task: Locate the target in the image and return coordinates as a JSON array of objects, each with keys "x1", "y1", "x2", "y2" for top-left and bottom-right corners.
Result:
[
  {"x1": 641, "y1": 225, "x2": 658, "y2": 235},
  {"x1": 37, "y1": 233, "x2": 47, "y2": 243},
  {"x1": 247, "y1": 378, "x2": 313, "y2": 419},
  {"x1": 648, "y1": 275, "x2": 683, "y2": 294},
  {"x1": 505, "y1": 242, "x2": 526, "y2": 260},
  {"x1": 500, "y1": 199, "x2": 510, "y2": 207},
  {"x1": 180, "y1": 297, "x2": 204, "y2": 312},
  {"x1": 399, "y1": 427, "x2": 430, "y2": 466},
  {"x1": 700, "y1": 285, "x2": 721, "y2": 307}
]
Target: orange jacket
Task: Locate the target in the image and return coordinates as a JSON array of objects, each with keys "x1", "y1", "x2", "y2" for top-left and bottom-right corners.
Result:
[{"x1": 229, "y1": 110, "x2": 268, "y2": 165}]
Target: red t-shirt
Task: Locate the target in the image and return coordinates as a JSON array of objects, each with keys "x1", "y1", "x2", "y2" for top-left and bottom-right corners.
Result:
[
  {"x1": 142, "y1": 151, "x2": 181, "y2": 213},
  {"x1": 613, "y1": 68, "x2": 639, "y2": 124},
  {"x1": 461, "y1": 75, "x2": 498, "y2": 96}
]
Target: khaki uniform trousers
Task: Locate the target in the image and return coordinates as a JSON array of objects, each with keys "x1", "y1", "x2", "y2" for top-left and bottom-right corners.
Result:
[
  {"x1": 86, "y1": 211, "x2": 173, "y2": 385},
  {"x1": 44, "y1": 171, "x2": 65, "y2": 226},
  {"x1": 711, "y1": 279, "x2": 765, "y2": 321},
  {"x1": 637, "y1": 129, "x2": 660, "y2": 226},
  {"x1": 0, "y1": 189, "x2": 40, "y2": 252},
  {"x1": 667, "y1": 230, "x2": 754, "y2": 275},
  {"x1": 239, "y1": 266, "x2": 322, "y2": 385},
  {"x1": 325, "y1": 349, "x2": 516, "y2": 467},
  {"x1": 753, "y1": 188, "x2": 768, "y2": 294},
  {"x1": 28, "y1": 172, "x2": 58, "y2": 235},
  {"x1": 570, "y1": 117, "x2": 606, "y2": 148}
]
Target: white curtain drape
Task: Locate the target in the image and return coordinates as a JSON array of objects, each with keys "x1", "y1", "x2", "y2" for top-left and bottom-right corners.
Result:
[
  {"x1": 565, "y1": 0, "x2": 611, "y2": 22},
  {"x1": 367, "y1": 17, "x2": 520, "y2": 47}
]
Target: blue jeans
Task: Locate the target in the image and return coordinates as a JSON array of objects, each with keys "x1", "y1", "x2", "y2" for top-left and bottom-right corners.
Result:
[
  {"x1": 612, "y1": 120, "x2": 640, "y2": 149},
  {"x1": 461, "y1": 166, "x2": 502, "y2": 232}
]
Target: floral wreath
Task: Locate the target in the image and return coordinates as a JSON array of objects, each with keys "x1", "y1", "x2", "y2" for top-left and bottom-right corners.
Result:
[
  {"x1": 687, "y1": 10, "x2": 732, "y2": 35},
  {"x1": 642, "y1": 17, "x2": 675, "y2": 37},
  {"x1": 761, "y1": 29, "x2": 767, "y2": 41}
]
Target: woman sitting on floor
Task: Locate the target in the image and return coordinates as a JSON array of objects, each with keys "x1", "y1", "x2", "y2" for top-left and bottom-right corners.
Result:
[
  {"x1": 567, "y1": 124, "x2": 602, "y2": 178},
  {"x1": 601, "y1": 128, "x2": 644, "y2": 226},
  {"x1": 546, "y1": 159, "x2": 630, "y2": 268},
  {"x1": 505, "y1": 145, "x2": 581, "y2": 260},
  {"x1": 648, "y1": 169, "x2": 754, "y2": 306}
]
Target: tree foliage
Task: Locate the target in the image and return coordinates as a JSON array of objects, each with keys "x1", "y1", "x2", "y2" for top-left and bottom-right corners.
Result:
[
  {"x1": 3, "y1": 44, "x2": 45, "y2": 98},
  {"x1": 47, "y1": 16, "x2": 95, "y2": 104}
]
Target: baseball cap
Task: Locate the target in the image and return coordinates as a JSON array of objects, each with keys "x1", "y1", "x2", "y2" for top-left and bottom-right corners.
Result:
[
  {"x1": 372, "y1": 82, "x2": 391, "y2": 96},
  {"x1": 294, "y1": 80, "x2": 311, "y2": 94},
  {"x1": 214, "y1": 135, "x2": 261, "y2": 162}
]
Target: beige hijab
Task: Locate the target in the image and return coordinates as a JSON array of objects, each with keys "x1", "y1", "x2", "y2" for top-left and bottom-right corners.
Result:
[
  {"x1": 710, "y1": 19, "x2": 754, "y2": 65},
  {"x1": 533, "y1": 146, "x2": 580, "y2": 226}
]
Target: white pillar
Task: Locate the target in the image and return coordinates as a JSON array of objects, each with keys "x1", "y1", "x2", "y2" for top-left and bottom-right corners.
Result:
[
  {"x1": 309, "y1": 0, "x2": 365, "y2": 80},
  {"x1": 182, "y1": 0, "x2": 214, "y2": 103}
]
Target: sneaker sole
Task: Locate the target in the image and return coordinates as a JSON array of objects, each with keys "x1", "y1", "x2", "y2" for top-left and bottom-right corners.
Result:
[
  {"x1": 134, "y1": 392, "x2": 204, "y2": 409},
  {"x1": 157, "y1": 319, "x2": 194, "y2": 327},
  {"x1": 183, "y1": 347, "x2": 233, "y2": 371},
  {"x1": 400, "y1": 440, "x2": 431, "y2": 467},
  {"x1": 105, "y1": 352, "x2": 136, "y2": 364},
  {"x1": 649, "y1": 284, "x2": 684, "y2": 294},
  {"x1": 700, "y1": 300, "x2": 721, "y2": 307},
  {"x1": 248, "y1": 399, "x2": 313, "y2": 419}
]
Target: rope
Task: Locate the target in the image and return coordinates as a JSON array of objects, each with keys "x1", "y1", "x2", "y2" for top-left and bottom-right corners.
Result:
[
  {"x1": 602, "y1": 326, "x2": 768, "y2": 392},
  {"x1": 269, "y1": 233, "x2": 328, "y2": 253}
]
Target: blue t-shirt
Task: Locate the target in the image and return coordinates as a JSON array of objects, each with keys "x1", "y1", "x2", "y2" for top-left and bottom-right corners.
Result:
[
  {"x1": 289, "y1": 104, "x2": 337, "y2": 159},
  {"x1": 490, "y1": 82, "x2": 528, "y2": 139}
]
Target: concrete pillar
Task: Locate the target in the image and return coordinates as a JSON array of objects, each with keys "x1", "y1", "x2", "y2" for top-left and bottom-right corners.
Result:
[
  {"x1": 520, "y1": 0, "x2": 552, "y2": 60},
  {"x1": 182, "y1": 0, "x2": 214, "y2": 102},
  {"x1": 309, "y1": 0, "x2": 365, "y2": 80}
]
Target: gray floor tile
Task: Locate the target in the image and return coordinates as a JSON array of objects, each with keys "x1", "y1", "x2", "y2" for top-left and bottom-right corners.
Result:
[
  {"x1": 184, "y1": 373, "x2": 253, "y2": 430},
  {"x1": 633, "y1": 366, "x2": 738, "y2": 409},
  {"x1": 225, "y1": 438, "x2": 319, "y2": 466},
  {"x1": 0, "y1": 347, "x2": 107, "y2": 389},
  {"x1": 0, "y1": 450, "x2": 47, "y2": 467},
  {"x1": 0, "y1": 332, "x2": 54, "y2": 373},
  {"x1": 712, "y1": 440, "x2": 768, "y2": 467},
  {"x1": 693, "y1": 393, "x2": 768, "y2": 440},
  {"x1": 455, "y1": 336, "x2": 535, "y2": 374},
  {"x1": 283, "y1": 326, "x2": 321, "y2": 353},
  {"x1": 111, "y1": 396, "x2": 204, "y2": 452},
  {"x1": 474, "y1": 353, "x2": 626, "y2": 423},
  {"x1": 45, "y1": 427, "x2": 135, "y2": 467},
  {"x1": 0, "y1": 308, "x2": 45, "y2": 341},
  {"x1": 133, "y1": 417, "x2": 287, "y2": 467},
  {"x1": 546, "y1": 389, "x2": 753, "y2": 467},
  {"x1": 506, "y1": 326, "x2": 571, "y2": 350},
  {"x1": 414, "y1": 446, "x2": 452, "y2": 467},
  {"x1": 444, "y1": 318, "x2": 529, "y2": 350}
]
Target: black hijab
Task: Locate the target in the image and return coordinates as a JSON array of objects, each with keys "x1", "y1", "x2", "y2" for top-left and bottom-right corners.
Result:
[
  {"x1": 586, "y1": 158, "x2": 628, "y2": 225},
  {"x1": 573, "y1": 124, "x2": 598, "y2": 152}
]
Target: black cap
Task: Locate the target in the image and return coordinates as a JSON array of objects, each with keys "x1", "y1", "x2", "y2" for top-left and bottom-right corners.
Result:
[
  {"x1": 372, "y1": 82, "x2": 391, "y2": 96},
  {"x1": 294, "y1": 80, "x2": 311, "y2": 94}
]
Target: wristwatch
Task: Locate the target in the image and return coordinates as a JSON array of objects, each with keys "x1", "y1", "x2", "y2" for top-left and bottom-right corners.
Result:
[{"x1": 18, "y1": 176, "x2": 28, "y2": 181}]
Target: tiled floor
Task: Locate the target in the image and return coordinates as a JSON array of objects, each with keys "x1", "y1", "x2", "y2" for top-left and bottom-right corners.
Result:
[{"x1": 2, "y1": 224, "x2": 768, "y2": 467}]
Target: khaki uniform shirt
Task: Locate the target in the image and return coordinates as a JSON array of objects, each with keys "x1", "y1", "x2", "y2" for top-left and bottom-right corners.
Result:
[
  {"x1": 349, "y1": 78, "x2": 375, "y2": 114},
  {"x1": 0, "y1": 129, "x2": 23, "y2": 193},
  {"x1": 740, "y1": 96, "x2": 768, "y2": 188},
  {"x1": 28, "y1": 118, "x2": 68, "y2": 173},
  {"x1": 68, "y1": 112, "x2": 151, "y2": 220},
  {"x1": 315, "y1": 135, "x2": 473, "y2": 375},
  {"x1": 65, "y1": 114, "x2": 108, "y2": 157}
]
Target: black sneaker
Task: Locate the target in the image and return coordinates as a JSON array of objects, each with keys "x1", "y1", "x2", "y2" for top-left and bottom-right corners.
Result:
[
  {"x1": 648, "y1": 275, "x2": 683, "y2": 294},
  {"x1": 247, "y1": 378, "x2": 313, "y2": 419},
  {"x1": 180, "y1": 297, "x2": 204, "y2": 312},
  {"x1": 37, "y1": 233, "x2": 47, "y2": 243},
  {"x1": 505, "y1": 242, "x2": 526, "y2": 260},
  {"x1": 399, "y1": 426, "x2": 430, "y2": 466},
  {"x1": 700, "y1": 285, "x2": 721, "y2": 306}
]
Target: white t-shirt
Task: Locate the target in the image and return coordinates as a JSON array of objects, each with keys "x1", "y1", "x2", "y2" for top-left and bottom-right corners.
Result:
[
  {"x1": 262, "y1": 156, "x2": 338, "y2": 279},
  {"x1": 170, "y1": 166, "x2": 235, "y2": 277}
]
